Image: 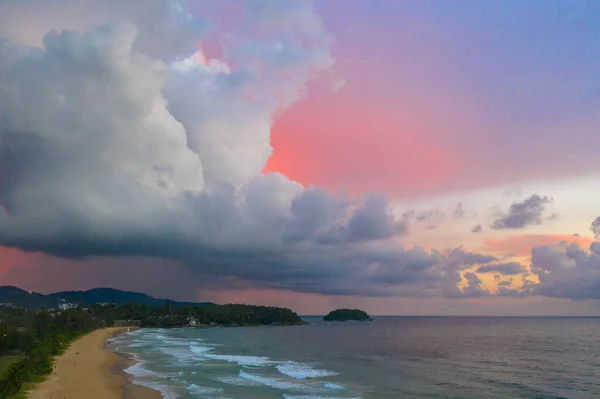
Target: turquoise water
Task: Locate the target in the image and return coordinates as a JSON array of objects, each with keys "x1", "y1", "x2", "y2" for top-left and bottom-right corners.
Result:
[{"x1": 109, "y1": 317, "x2": 600, "y2": 398}]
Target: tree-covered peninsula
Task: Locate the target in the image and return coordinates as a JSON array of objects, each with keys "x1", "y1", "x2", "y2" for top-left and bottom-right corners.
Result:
[{"x1": 323, "y1": 308, "x2": 373, "y2": 321}]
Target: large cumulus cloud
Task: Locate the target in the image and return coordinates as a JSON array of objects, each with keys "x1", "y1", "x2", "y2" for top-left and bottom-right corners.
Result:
[
  {"x1": 528, "y1": 241, "x2": 600, "y2": 300},
  {"x1": 0, "y1": 0, "x2": 532, "y2": 299}
]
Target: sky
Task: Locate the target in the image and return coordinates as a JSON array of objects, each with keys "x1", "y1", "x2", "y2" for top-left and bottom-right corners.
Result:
[{"x1": 0, "y1": 0, "x2": 599, "y2": 315}]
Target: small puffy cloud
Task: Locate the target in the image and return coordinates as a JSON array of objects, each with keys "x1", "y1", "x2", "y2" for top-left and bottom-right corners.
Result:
[
  {"x1": 491, "y1": 194, "x2": 554, "y2": 229},
  {"x1": 440, "y1": 248, "x2": 497, "y2": 271},
  {"x1": 415, "y1": 209, "x2": 446, "y2": 229},
  {"x1": 471, "y1": 223, "x2": 483, "y2": 233},
  {"x1": 453, "y1": 203, "x2": 465, "y2": 218},
  {"x1": 592, "y1": 217, "x2": 600, "y2": 239},
  {"x1": 476, "y1": 262, "x2": 527, "y2": 275},
  {"x1": 402, "y1": 209, "x2": 446, "y2": 230}
]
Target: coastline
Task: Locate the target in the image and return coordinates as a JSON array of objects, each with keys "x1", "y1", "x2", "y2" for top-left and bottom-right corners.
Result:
[{"x1": 27, "y1": 327, "x2": 162, "y2": 399}]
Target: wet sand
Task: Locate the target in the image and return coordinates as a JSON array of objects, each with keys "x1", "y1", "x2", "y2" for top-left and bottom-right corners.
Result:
[{"x1": 28, "y1": 327, "x2": 162, "y2": 399}]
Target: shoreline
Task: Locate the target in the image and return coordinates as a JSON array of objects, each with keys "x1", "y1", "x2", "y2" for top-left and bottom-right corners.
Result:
[{"x1": 27, "y1": 327, "x2": 162, "y2": 399}]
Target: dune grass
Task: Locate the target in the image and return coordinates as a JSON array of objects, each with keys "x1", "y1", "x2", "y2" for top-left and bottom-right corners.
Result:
[{"x1": 0, "y1": 354, "x2": 25, "y2": 383}]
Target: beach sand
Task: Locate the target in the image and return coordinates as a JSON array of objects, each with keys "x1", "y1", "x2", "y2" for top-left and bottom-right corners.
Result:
[{"x1": 28, "y1": 327, "x2": 161, "y2": 399}]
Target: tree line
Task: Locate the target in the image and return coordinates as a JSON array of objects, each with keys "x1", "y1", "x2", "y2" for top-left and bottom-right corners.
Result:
[
  {"x1": 0, "y1": 303, "x2": 303, "y2": 397},
  {"x1": 0, "y1": 308, "x2": 96, "y2": 397}
]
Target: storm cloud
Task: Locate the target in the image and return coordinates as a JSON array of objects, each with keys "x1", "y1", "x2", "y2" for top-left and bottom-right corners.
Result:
[
  {"x1": 491, "y1": 194, "x2": 554, "y2": 229},
  {"x1": 0, "y1": 0, "x2": 508, "y2": 300},
  {"x1": 0, "y1": 1, "x2": 594, "y2": 305}
]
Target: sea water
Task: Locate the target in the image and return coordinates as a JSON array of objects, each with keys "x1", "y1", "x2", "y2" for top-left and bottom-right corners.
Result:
[{"x1": 108, "y1": 317, "x2": 600, "y2": 398}]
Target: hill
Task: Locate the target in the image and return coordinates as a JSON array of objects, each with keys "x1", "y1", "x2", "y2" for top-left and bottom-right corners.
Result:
[
  {"x1": 0, "y1": 286, "x2": 216, "y2": 309},
  {"x1": 323, "y1": 308, "x2": 373, "y2": 321}
]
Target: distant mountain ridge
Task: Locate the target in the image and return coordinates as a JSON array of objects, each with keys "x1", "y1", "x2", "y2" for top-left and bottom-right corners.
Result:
[{"x1": 0, "y1": 286, "x2": 216, "y2": 309}]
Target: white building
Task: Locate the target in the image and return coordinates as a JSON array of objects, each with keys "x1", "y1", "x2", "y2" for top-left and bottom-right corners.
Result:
[{"x1": 58, "y1": 302, "x2": 77, "y2": 311}]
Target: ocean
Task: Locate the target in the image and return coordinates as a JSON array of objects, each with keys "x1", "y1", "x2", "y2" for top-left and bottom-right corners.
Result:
[{"x1": 108, "y1": 317, "x2": 600, "y2": 398}]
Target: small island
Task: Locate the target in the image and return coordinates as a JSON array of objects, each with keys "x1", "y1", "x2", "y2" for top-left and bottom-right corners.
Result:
[{"x1": 323, "y1": 308, "x2": 373, "y2": 321}]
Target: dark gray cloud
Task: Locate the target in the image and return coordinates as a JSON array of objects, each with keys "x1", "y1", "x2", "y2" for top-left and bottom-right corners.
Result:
[
  {"x1": 442, "y1": 272, "x2": 490, "y2": 299},
  {"x1": 491, "y1": 194, "x2": 554, "y2": 229},
  {"x1": 402, "y1": 209, "x2": 446, "y2": 230},
  {"x1": 592, "y1": 217, "x2": 600, "y2": 239},
  {"x1": 416, "y1": 209, "x2": 446, "y2": 229},
  {"x1": 527, "y1": 240, "x2": 600, "y2": 300},
  {"x1": 476, "y1": 262, "x2": 527, "y2": 275},
  {"x1": 453, "y1": 203, "x2": 465, "y2": 218},
  {"x1": 471, "y1": 223, "x2": 482, "y2": 233},
  {"x1": 444, "y1": 248, "x2": 497, "y2": 269},
  {"x1": 461, "y1": 272, "x2": 487, "y2": 298},
  {"x1": 346, "y1": 195, "x2": 408, "y2": 242}
]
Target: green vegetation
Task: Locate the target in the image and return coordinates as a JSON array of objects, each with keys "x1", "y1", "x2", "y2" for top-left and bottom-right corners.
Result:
[
  {"x1": 323, "y1": 308, "x2": 373, "y2": 321},
  {"x1": 0, "y1": 308, "x2": 96, "y2": 398},
  {"x1": 0, "y1": 356, "x2": 24, "y2": 380},
  {"x1": 0, "y1": 302, "x2": 303, "y2": 398},
  {"x1": 0, "y1": 286, "x2": 215, "y2": 309}
]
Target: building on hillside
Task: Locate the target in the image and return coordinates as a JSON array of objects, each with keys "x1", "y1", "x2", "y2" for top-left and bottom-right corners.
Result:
[{"x1": 58, "y1": 302, "x2": 77, "y2": 311}]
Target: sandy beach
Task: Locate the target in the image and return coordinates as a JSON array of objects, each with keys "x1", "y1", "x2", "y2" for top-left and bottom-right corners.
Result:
[{"x1": 28, "y1": 327, "x2": 161, "y2": 399}]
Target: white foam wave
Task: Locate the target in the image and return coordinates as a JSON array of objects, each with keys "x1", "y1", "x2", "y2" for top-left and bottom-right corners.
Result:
[
  {"x1": 128, "y1": 342, "x2": 151, "y2": 348},
  {"x1": 204, "y1": 354, "x2": 274, "y2": 366},
  {"x1": 123, "y1": 362, "x2": 154, "y2": 377},
  {"x1": 161, "y1": 338, "x2": 194, "y2": 346},
  {"x1": 124, "y1": 359, "x2": 181, "y2": 399},
  {"x1": 276, "y1": 362, "x2": 338, "y2": 380},
  {"x1": 152, "y1": 334, "x2": 171, "y2": 340},
  {"x1": 283, "y1": 396, "x2": 360, "y2": 399},
  {"x1": 324, "y1": 382, "x2": 344, "y2": 390},
  {"x1": 216, "y1": 376, "x2": 260, "y2": 387},
  {"x1": 238, "y1": 370, "x2": 309, "y2": 391},
  {"x1": 189, "y1": 344, "x2": 214, "y2": 355},
  {"x1": 187, "y1": 383, "x2": 223, "y2": 395},
  {"x1": 132, "y1": 379, "x2": 179, "y2": 399},
  {"x1": 158, "y1": 346, "x2": 199, "y2": 363}
]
